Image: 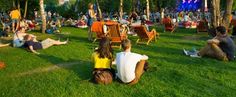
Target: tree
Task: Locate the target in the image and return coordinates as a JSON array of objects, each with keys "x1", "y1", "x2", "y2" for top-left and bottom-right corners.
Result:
[
  {"x1": 210, "y1": 0, "x2": 234, "y2": 29},
  {"x1": 17, "y1": 0, "x2": 20, "y2": 13},
  {"x1": 13, "y1": 0, "x2": 16, "y2": 7},
  {"x1": 74, "y1": 0, "x2": 79, "y2": 12},
  {"x1": 221, "y1": 0, "x2": 234, "y2": 28},
  {"x1": 119, "y1": 0, "x2": 123, "y2": 20},
  {"x1": 96, "y1": 0, "x2": 102, "y2": 20},
  {"x1": 24, "y1": 0, "x2": 28, "y2": 18},
  {"x1": 39, "y1": 0, "x2": 46, "y2": 33},
  {"x1": 211, "y1": 0, "x2": 220, "y2": 28},
  {"x1": 146, "y1": 0, "x2": 150, "y2": 20}
]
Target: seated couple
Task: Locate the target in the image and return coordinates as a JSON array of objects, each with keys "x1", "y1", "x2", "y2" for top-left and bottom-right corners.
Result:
[
  {"x1": 23, "y1": 35, "x2": 68, "y2": 54},
  {"x1": 184, "y1": 26, "x2": 235, "y2": 61},
  {"x1": 91, "y1": 37, "x2": 148, "y2": 85}
]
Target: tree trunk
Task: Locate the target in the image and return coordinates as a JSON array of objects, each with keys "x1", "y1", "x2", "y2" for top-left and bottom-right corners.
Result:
[
  {"x1": 211, "y1": 0, "x2": 220, "y2": 28},
  {"x1": 146, "y1": 0, "x2": 150, "y2": 20},
  {"x1": 160, "y1": 8, "x2": 164, "y2": 23},
  {"x1": 17, "y1": 0, "x2": 21, "y2": 16},
  {"x1": 119, "y1": 0, "x2": 123, "y2": 20},
  {"x1": 96, "y1": 0, "x2": 102, "y2": 20},
  {"x1": 24, "y1": 0, "x2": 28, "y2": 18},
  {"x1": 74, "y1": 0, "x2": 79, "y2": 12},
  {"x1": 17, "y1": 0, "x2": 20, "y2": 11},
  {"x1": 132, "y1": 0, "x2": 137, "y2": 11},
  {"x1": 40, "y1": 0, "x2": 46, "y2": 33},
  {"x1": 13, "y1": 0, "x2": 16, "y2": 7},
  {"x1": 222, "y1": 0, "x2": 234, "y2": 28}
]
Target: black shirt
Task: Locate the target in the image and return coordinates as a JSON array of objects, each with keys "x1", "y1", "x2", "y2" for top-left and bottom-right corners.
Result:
[
  {"x1": 218, "y1": 36, "x2": 235, "y2": 61},
  {"x1": 24, "y1": 40, "x2": 43, "y2": 50}
]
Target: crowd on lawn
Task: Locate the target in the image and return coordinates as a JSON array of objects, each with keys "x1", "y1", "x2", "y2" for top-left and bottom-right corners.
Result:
[{"x1": 0, "y1": 3, "x2": 236, "y2": 85}]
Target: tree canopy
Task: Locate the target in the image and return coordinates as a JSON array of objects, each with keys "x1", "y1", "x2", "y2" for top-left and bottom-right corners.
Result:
[{"x1": 0, "y1": 0, "x2": 235, "y2": 19}]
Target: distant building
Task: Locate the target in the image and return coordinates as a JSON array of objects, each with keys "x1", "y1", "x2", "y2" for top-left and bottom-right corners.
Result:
[{"x1": 58, "y1": 0, "x2": 70, "y2": 5}]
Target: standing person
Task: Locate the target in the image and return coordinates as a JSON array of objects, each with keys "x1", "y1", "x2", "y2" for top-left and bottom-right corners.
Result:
[
  {"x1": 92, "y1": 37, "x2": 115, "y2": 84},
  {"x1": 115, "y1": 39, "x2": 149, "y2": 85},
  {"x1": 87, "y1": 3, "x2": 96, "y2": 41},
  {"x1": 10, "y1": 7, "x2": 21, "y2": 32}
]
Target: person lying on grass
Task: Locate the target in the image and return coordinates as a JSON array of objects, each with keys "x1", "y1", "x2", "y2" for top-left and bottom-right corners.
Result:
[
  {"x1": 23, "y1": 35, "x2": 68, "y2": 54},
  {"x1": 0, "y1": 43, "x2": 10, "y2": 47},
  {"x1": 115, "y1": 39, "x2": 149, "y2": 85},
  {"x1": 91, "y1": 37, "x2": 115, "y2": 84},
  {"x1": 184, "y1": 26, "x2": 235, "y2": 61}
]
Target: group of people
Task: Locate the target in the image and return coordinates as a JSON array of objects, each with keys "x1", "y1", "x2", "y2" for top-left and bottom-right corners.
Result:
[
  {"x1": 0, "y1": 3, "x2": 235, "y2": 86},
  {"x1": 12, "y1": 26, "x2": 68, "y2": 54},
  {"x1": 91, "y1": 25, "x2": 235, "y2": 85},
  {"x1": 0, "y1": 7, "x2": 70, "y2": 53}
]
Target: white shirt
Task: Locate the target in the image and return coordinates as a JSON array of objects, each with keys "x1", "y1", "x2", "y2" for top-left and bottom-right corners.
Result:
[
  {"x1": 13, "y1": 32, "x2": 26, "y2": 47},
  {"x1": 116, "y1": 52, "x2": 143, "y2": 83}
]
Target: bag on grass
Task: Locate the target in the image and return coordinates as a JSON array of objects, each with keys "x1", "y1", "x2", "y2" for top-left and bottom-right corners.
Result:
[
  {"x1": 94, "y1": 70, "x2": 113, "y2": 85},
  {"x1": 46, "y1": 29, "x2": 53, "y2": 34},
  {"x1": 0, "y1": 61, "x2": 5, "y2": 69}
]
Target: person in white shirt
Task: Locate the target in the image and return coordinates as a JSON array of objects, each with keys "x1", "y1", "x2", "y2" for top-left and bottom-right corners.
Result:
[
  {"x1": 13, "y1": 27, "x2": 37, "y2": 47},
  {"x1": 115, "y1": 39, "x2": 149, "y2": 85}
]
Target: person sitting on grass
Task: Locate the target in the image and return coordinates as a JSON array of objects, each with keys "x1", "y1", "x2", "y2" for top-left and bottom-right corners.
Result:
[
  {"x1": 27, "y1": 19, "x2": 36, "y2": 31},
  {"x1": 0, "y1": 27, "x2": 10, "y2": 37},
  {"x1": 19, "y1": 18, "x2": 29, "y2": 30},
  {"x1": 92, "y1": 37, "x2": 115, "y2": 84},
  {"x1": 115, "y1": 39, "x2": 149, "y2": 85},
  {"x1": 13, "y1": 27, "x2": 36, "y2": 48},
  {"x1": 1, "y1": 18, "x2": 11, "y2": 31},
  {"x1": 23, "y1": 35, "x2": 68, "y2": 54},
  {"x1": 184, "y1": 26, "x2": 235, "y2": 61}
]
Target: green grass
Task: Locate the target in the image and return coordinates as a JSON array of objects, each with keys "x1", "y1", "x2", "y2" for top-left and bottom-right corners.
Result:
[{"x1": 0, "y1": 27, "x2": 236, "y2": 97}]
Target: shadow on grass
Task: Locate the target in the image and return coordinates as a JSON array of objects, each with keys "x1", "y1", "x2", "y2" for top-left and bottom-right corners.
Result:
[
  {"x1": 37, "y1": 54, "x2": 93, "y2": 81},
  {"x1": 156, "y1": 69, "x2": 236, "y2": 97},
  {"x1": 134, "y1": 43, "x2": 236, "y2": 72}
]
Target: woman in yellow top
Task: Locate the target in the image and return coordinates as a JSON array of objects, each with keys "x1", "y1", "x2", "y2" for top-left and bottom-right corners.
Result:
[
  {"x1": 91, "y1": 37, "x2": 115, "y2": 78},
  {"x1": 10, "y1": 7, "x2": 21, "y2": 32}
]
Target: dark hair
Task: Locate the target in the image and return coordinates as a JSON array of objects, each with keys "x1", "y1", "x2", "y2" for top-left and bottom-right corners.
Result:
[
  {"x1": 121, "y1": 39, "x2": 131, "y2": 50},
  {"x1": 216, "y1": 26, "x2": 226, "y2": 34},
  {"x1": 96, "y1": 37, "x2": 113, "y2": 59},
  {"x1": 23, "y1": 35, "x2": 31, "y2": 40},
  {"x1": 141, "y1": 18, "x2": 146, "y2": 25}
]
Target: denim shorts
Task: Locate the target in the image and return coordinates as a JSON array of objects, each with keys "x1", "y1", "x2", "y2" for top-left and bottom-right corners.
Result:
[{"x1": 12, "y1": 19, "x2": 19, "y2": 23}]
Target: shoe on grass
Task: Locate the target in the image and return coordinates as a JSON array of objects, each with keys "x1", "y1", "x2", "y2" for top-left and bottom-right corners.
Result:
[
  {"x1": 183, "y1": 48, "x2": 189, "y2": 55},
  {"x1": 190, "y1": 54, "x2": 201, "y2": 58}
]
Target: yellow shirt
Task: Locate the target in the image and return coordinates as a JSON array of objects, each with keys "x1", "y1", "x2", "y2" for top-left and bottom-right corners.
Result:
[
  {"x1": 10, "y1": 10, "x2": 21, "y2": 19},
  {"x1": 91, "y1": 52, "x2": 111, "y2": 69}
]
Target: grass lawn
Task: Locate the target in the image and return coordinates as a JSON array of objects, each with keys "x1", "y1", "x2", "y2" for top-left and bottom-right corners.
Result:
[{"x1": 0, "y1": 26, "x2": 236, "y2": 97}]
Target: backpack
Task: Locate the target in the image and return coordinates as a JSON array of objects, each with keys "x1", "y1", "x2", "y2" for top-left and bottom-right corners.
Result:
[{"x1": 94, "y1": 70, "x2": 113, "y2": 85}]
